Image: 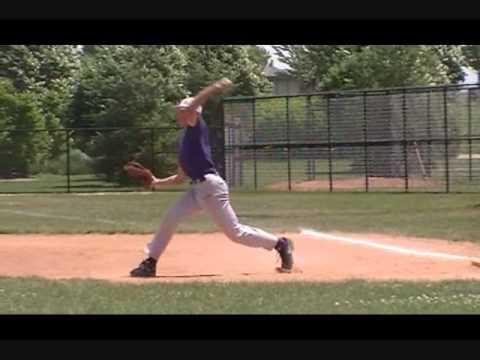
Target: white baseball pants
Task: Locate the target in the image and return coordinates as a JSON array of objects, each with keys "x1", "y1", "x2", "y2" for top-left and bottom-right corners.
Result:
[{"x1": 145, "y1": 173, "x2": 279, "y2": 260}]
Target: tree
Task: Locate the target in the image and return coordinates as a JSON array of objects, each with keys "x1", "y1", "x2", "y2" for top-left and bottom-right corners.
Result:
[
  {"x1": 69, "y1": 45, "x2": 189, "y2": 181},
  {"x1": 180, "y1": 45, "x2": 270, "y2": 98},
  {"x1": 0, "y1": 45, "x2": 81, "y2": 162},
  {"x1": 0, "y1": 79, "x2": 48, "y2": 177},
  {"x1": 247, "y1": 46, "x2": 271, "y2": 69},
  {"x1": 431, "y1": 45, "x2": 466, "y2": 83},
  {"x1": 323, "y1": 45, "x2": 456, "y2": 90},
  {"x1": 246, "y1": 46, "x2": 273, "y2": 94},
  {"x1": 273, "y1": 45, "x2": 365, "y2": 89},
  {"x1": 0, "y1": 45, "x2": 39, "y2": 91},
  {"x1": 274, "y1": 45, "x2": 465, "y2": 90}
]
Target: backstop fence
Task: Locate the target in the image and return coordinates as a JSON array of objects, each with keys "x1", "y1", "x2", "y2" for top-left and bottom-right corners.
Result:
[{"x1": 223, "y1": 83, "x2": 480, "y2": 193}]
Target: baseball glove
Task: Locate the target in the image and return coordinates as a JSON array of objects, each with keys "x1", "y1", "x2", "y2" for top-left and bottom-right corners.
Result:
[{"x1": 123, "y1": 161, "x2": 155, "y2": 189}]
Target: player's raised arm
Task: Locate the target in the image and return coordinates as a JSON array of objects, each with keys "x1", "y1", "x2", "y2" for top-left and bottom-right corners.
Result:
[{"x1": 187, "y1": 78, "x2": 233, "y2": 112}]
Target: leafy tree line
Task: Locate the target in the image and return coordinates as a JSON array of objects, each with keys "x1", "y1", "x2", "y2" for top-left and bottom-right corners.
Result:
[
  {"x1": 0, "y1": 45, "x2": 269, "y2": 180},
  {"x1": 1, "y1": 45, "x2": 479, "y2": 180}
]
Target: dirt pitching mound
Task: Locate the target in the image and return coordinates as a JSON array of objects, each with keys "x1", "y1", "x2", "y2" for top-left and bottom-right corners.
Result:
[
  {"x1": 268, "y1": 177, "x2": 439, "y2": 191},
  {"x1": 1, "y1": 232, "x2": 480, "y2": 283}
]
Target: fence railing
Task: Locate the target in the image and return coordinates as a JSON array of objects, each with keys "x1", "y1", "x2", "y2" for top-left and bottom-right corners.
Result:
[{"x1": 222, "y1": 83, "x2": 480, "y2": 193}]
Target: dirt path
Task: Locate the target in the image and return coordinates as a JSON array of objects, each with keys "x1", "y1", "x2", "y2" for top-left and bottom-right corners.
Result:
[
  {"x1": 1, "y1": 232, "x2": 480, "y2": 283},
  {"x1": 268, "y1": 177, "x2": 438, "y2": 191}
]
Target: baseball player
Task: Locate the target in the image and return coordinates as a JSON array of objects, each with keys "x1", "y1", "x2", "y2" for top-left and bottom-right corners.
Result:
[{"x1": 130, "y1": 78, "x2": 294, "y2": 277}]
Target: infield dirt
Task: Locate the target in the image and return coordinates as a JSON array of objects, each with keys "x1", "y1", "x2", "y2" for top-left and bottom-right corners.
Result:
[{"x1": 2, "y1": 232, "x2": 480, "y2": 283}]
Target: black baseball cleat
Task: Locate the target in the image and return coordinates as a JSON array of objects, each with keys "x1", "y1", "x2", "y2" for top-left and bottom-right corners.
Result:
[
  {"x1": 130, "y1": 257, "x2": 157, "y2": 278},
  {"x1": 275, "y1": 237, "x2": 294, "y2": 273}
]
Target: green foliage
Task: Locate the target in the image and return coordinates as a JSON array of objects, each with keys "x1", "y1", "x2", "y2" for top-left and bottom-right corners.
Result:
[
  {"x1": 0, "y1": 79, "x2": 48, "y2": 177},
  {"x1": 69, "y1": 46, "x2": 188, "y2": 181},
  {"x1": 44, "y1": 148, "x2": 93, "y2": 175},
  {"x1": 325, "y1": 46, "x2": 449, "y2": 89},
  {"x1": 274, "y1": 45, "x2": 466, "y2": 91},
  {"x1": 274, "y1": 45, "x2": 360, "y2": 89},
  {"x1": 0, "y1": 45, "x2": 40, "y2": 91},
  {"x1": 431, "y1": 45, "x2": 466, "y2": 83},
  {"x1": 0, "y1": 45, "x2": 81, "y2": 161},
  {"x1": 177, "y1": 45, "x2": 272, "y2": 129},
  {"x1": 181, "y1": 45, "x2": 270, "y2": 97}
]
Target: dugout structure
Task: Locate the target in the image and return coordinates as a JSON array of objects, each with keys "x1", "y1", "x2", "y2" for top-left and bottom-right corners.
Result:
[{"x1": 222, "y1": 84, "x2": 480, "y2": 193}]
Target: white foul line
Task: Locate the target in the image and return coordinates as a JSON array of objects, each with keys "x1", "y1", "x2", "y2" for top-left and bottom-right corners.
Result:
[{"x1": 300, "y1": 228, "x2": 480, "y2": 263}]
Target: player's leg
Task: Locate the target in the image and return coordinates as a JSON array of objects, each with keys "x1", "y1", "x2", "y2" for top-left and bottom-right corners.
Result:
[
  {"x1": 195, "y1": 174, "x2": 294, "y2": 272},
  {"x1": 130, "y1": 189, "x2": 202, "y2": 277}
]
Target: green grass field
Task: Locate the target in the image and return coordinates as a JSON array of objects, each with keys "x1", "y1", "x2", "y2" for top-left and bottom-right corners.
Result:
[
  {"x1": 1, "y1": 277, "x2": 480, "y2": 314},
  {"x1": 0, "y1": 174, "x2": 126, "y2": 193},
  {"x1": 1, "y1": 155, "x2": 480, "y2": 194},
  {"x1": 1, "y1": 192, "x2": 479, "y2": 242},
  {"x1": 1, "y1": 191, "x2": 480, "y2": 314}
]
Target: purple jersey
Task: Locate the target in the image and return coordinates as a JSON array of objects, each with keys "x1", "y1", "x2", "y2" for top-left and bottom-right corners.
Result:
[{"x1": 179, "y1": 116, "x2": 216, "y2": 181}]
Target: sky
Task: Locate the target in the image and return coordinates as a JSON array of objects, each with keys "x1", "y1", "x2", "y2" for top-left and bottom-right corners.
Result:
[
  {"x1": 260, "y1": 45, "x2": 479, "y2": 84},
  {"x1": 261, "y1": 45, "x2": 291, "y2": 69}
]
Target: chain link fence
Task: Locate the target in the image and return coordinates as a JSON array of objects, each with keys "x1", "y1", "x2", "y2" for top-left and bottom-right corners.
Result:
[
  {"x1": 2, "y1": 84, "x2": 480, "y2": 194},
  {"x1": 223, "y1": 84, "x2": 480, "y2": 193},
  {"x1": 0, "y1": 122, "x2": 225, "y2": 194}
]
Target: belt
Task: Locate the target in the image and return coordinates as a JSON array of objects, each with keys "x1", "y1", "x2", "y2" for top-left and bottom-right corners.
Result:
[{"x1": 190, "y1": 171, "x2": 218, "y2": 184}]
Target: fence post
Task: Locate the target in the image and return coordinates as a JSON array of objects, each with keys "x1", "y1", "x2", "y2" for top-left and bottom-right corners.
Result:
[
  {"x1": 326, "y1": 95, "x2": 333, "y2": 192},
  {"x1": 468, "y1": 88, "x2": 473, "y2": 182},
  {"x1": 66, "y1": 129, "x2": 71, "y2": 194},
  {"x1": 219, "y1": 100, "x2": 226, "y2": 181},
  {"x1": 427, "y1": 91, "x2": 432, "y2": 177},
  {"x1": 252, "y1": 99, "x2": 257, "y2": 191},
  {"x1": 150, "y1": 128, "x2": 155, "y2": 175},
  {"x1": 402, "y1": 89, "x2": 409, "y2": 193},
  {"x1": 443, "y1": 87, "x2": 450, "y2": 193},
  {"x1": 363, "y1": 92, "x2": 369, "y2": 193},
  {"x1": 286, "y1": 97, "x2": 292, "y2": 192},
  {"x1": 306, "y1": 95, "x2": 315, "y2": 180}
]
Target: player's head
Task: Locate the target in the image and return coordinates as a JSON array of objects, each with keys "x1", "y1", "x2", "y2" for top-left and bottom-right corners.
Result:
[{"x1": 175, "y1": 97, "x2": 202, "y2": 127}]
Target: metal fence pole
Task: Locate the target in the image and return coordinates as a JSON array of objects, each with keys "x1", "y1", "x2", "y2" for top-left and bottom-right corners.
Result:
[
  {"x1": 468, "y1": 89, "x2": 473, "y2": 181},
  {"x1": 326, "y1": 96, "x2": 333, "y2": 192},
  {"x1": 306, "y1": 95, "x2": 315, "y2": 181},
  {"x1": 252, "y1": 99, "x2": 258, "y2": 191},
  {"x1": 66, "y1": 129, "x2": 71, "y2": 193},
  {"x1": 443, "y1": 87, "x2": 450, "y2": 193},
  {"x1": 286, "y1": 97, "x2": 292, "y2": 192},
  {"x1": 219, "y1": 101, "x2": 226, "y2": 180},
  {"x1": 402, "y1": 90, "x2": 409, "y2": 193},
  {"x1": 427, "y1": 91, "x2": 432, "y2": 177},
  {"x1": 363, "y1": 92, "x2": 369, "y2": 193},
  {"x1": 150, "y1": 128, "x2": 155, "y2": 174}
]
